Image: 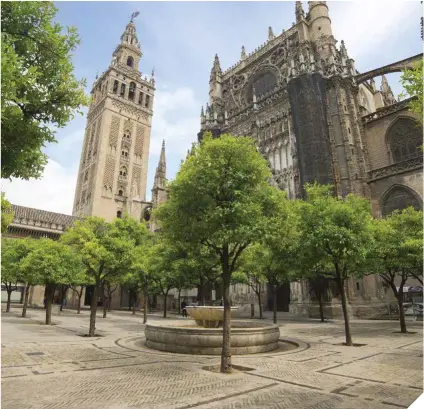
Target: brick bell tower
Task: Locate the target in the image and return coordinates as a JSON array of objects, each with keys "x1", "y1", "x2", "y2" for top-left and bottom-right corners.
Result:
[{"x1": 73, "y1": 14, "x2": 155, "y2": 221}]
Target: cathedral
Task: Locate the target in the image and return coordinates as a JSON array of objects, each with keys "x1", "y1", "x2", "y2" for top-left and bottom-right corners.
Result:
[{"x1": 5, "y1": 2, "x2": 423, "y2": 317}]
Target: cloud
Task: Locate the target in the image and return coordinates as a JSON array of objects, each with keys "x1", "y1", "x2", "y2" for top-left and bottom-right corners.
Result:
[
  {"x1": 2, "y1": 159, "x2": 78, "y2": 215},
  {"x1": 149, "y1": 84, "x2": 200, "y2": 158},
  {"x1": 330, "y1": 1, "x2": 419, "y2": 64}
]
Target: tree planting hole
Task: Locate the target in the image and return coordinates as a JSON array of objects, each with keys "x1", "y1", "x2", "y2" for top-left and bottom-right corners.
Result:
[
  {"x1": 339, "y1": 343, "x2": 367, "y2": 347},
  {"x1": 202, "y1": 364, "x2": 255, "y2": 373},
  {"x1": 392, "y1": 331, "x2": 417, "y2": 334}
]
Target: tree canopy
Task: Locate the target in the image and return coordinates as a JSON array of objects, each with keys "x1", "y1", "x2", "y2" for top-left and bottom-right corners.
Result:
[
  {"x1": 155, "y1": 133, "x2": 286, "y2": 372},
  {"x1": 1, "y1": 1, "x2": 89, "y2": 179},
  {"x1": 1, "y1": 193, "x2": 14, "y2": 233},
  {"x1": 399, "y1": 58, "x2": 423, "y2": 124}
]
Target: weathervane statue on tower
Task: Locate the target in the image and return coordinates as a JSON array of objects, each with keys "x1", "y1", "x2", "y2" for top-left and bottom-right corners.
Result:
[{"x1": 130, "y1": 11, "x2": 140, "y2": 23}]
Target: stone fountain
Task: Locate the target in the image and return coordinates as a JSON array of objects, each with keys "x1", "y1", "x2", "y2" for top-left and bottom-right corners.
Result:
[{"x1": 144, "y1": 305, "x2": 280, "y2": 355}]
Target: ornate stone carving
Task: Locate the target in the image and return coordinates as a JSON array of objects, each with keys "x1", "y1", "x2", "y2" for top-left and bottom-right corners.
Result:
[
  {"x1": 109, "y1": 116, "x2": 120, "y2": 147},
  {"x1": 368, "y1": 157, "x2": 423, "y2": 182},
  {"x1": 111, "y1": 98, "x2": 149, "y2": 120}
]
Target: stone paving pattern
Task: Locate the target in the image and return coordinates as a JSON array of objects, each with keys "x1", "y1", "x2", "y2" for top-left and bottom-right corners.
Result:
[{"x1": 1, "y1": 307, "x2": 422, "y2": 409}]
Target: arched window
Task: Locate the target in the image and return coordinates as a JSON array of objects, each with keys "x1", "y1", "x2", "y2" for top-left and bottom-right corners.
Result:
[
  {"x1": 129, "y1": 82, "x2": 136, "y2": 101},
  {"x1": 117, "y1": 211, "x2": 122, "y2": 219},
  {"x1": 123, "y1": 130, "x2": 131, "y2": 140},
  {"x1": 127, "y1": 56, "x2": 134, "y2": 67},
  {"x1": 387, "y1": 117, "x2": 422, "y2": 164},
  {"x1": 121, "y1": 149, "x2": 129, "y2": 159},
  {"x1": 381, "y1": 185, "x2": 422, "y2": 217},
  {"x1": 120, "y1": 83, "x2": 126, "y2": 97},
  {"x1": 118, "y1": 189, "x2": 123, "y2": 196},
  {"x1": 119, "y1": 166, "x2": 127, "y2": 177},
  {"x1": 246, "y1": 71, "x2": 277, "y2": 103},
  {"x1": 113, "y1": 80, "x2": 119, "y2": 93}
]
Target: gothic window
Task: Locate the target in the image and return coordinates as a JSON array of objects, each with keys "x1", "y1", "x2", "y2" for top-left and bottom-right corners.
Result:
[
  {"x1": 381, "y1": 185, "x2": 422, "y2": 217},
  {"x1": 117, "y1": 210, "x2": 122, "y2": 219},
  {"x1": 129, "y1": 82, "x2": 136, "y2": 101},
  {"x1": 138, "y1": 92, "x2": 143, "y2": 105},
  {"x1": 120, "y1": 83, "x2": 126, "y2": 97},
  {"x1": 113, "y1": 80, "x2": 119, "y2": 93},
  {"x1": 387, "y1": 117, "x2": 422, "y2": 164},
  {"x1": 246, "y1": 71, "x2": 277, "y2": 103},
  {"x1": 123, "y1": 130, "x2": 131, "y2": 140},
  {"x1": 121, "y1": 149, "x2": 129, "y2": 159},
  {"x1": 118, "y1": 189, "x2": 123, "y2": 196},
  {"x1": 119, "y1": 166, "x2": 127, "y2": 177},
  {"x1": 145, "y1": 95, "x2": 150, "y2": 108},
  {"x1": 127, "y1": 56, "x2": 134, "y2": 67}
]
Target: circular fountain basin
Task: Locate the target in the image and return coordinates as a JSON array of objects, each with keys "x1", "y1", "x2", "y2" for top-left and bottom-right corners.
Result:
[
  {"x1": 185, "y1": 306, "x2": 239, "y2": 328},
  {"x1": 144, "y1": 321, "x2": 280, "y2": 355}
]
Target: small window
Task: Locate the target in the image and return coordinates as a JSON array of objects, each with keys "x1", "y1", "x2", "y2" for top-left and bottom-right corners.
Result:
[
  {"x1": 138, "y1": 92, "x2": 143, "y2": 105},
  {"x1": 113, "y1": 80, "x2": 119, "y2": 93},
  {"x1": 120, "y1": 83, "x2": 126, "y2": 97},
  {"x1": 145, "y1": 95, "x2": 150, "y2": 108},
  {"x1": 127, "y1": 56, "x2": 134, "y2": 67},
  {"x1": 119, "y1": 167, "x2": 127, "y2": 177},
  {"x1": 348, "y1": 128, "x2": 351, "y2": 134},
  {"x1": 117, "y1": 211, "x2": 122, "y2": 219},
  {"x1": 356, "y1": 282, "x2": 360, "y2": 291},
  {"x1": 118, "y1": 189, "x2": 123, "y2": 196},
  {"x1": 121, "y1": 150, "x2": 128, "y2": 158},
  {"x1": 123, "y1": 130, "x2": 131, "y2": 139},
  {"x1": 129, "y1": 82, "x2": 136, "y2": 101}
]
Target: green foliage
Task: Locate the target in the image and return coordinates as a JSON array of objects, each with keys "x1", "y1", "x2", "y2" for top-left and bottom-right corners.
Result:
[
  {"x1": 1, "y1": 1, "x2": 89, "y2": 179},
  {"x1": 20, "y1": 238, "x2": 85, "y2": 285},
  {"x1": 399, "y1": 59, "x2": 423, "y2": 123},
  {"x1": 1, "y1": 193, "x2": 14, "y2": 234},
  {"x1": 155, "y1": 134, "x2": 279, "y2": 266},
  {"x1": 299, "y1": 183, "x2": 374, "y2": 281},
  {"x1": 1, "y1": 237, "x2": 34, "y2": 285}
]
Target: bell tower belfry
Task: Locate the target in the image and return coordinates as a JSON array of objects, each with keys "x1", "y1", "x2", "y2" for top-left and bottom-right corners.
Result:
[{"x1": 72, "y1": 15, "x2": 155, "y2": 221}]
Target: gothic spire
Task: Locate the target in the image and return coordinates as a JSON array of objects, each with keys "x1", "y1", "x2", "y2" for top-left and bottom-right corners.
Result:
[
  {"x1": 268, "y1": 26, "x2": 275, "y2": 41},
  {"x1": 296, "y1": 1, "x2": 305, "y2": 23},
  {"x1": 241, "y1": 46, "x2": 246, "y2": 60},
  {"x1": 340, "y1": 40, "x2": 348, "y2": 58},
  {"x1": 154, "y1": 140, "x2": 166, "y2": 184},
  {"x1": 212, "y1": 54, "x2": 222, "y2": 74}
]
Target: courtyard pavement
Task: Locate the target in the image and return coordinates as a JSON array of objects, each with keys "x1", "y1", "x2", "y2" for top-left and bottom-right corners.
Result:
[{"x1": 1, "y1": 306, "x2": 423, "y2": 409}]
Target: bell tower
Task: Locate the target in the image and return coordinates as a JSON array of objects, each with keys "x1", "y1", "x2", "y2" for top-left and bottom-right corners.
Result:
[{"x1": 72, "y1": 15, "x2": 155, "y2": 221}]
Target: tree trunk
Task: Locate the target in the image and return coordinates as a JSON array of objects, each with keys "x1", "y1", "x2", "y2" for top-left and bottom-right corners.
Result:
[
  {"x1": 103, "y1": 299, "x2": 108, "y2": 318},
  {"x1": 22, "y1": 284, "x2": 31, "y2": 318},
  {"x1": 59, "y1": 286, "x2": 65, "y2": 312},
  {"x1": 273, "y1": 286, "x2": 278, "y2": 324},
  {"x1": 143, "y1": 284, "x2": 148, "y2": 324},
  {"x1": 132, "y1": 293, "x2": 137, "y2": 315},
  {"x1": 6, "y1": 289, "x2": 12, "y2": 313},
  {"x1": 337, "y1": 274, "x2": 353, "y2": 346},
  {"x1": 45, "y1": 284, "x2": 55, "y2": 325},
  {"x1": 397, "y1": 291, "x2": 407, "y2": 333},
  {"x1": 178, "y1": 289, "x2": 181, "y2": 314},
  {"x1": 257, "y1": 289, "x2": 263, "y2": 319},
  {"x1": 317, "y1": 294, "x2": 325, "y2": 322},
  {"x1": 107, "y1": 291, "x2": 112, "y2": 311},
  {"x1": 163, "y1": 291, "x2": 168, "y2": 318},
  {"x1": 88, "y1": 281, "x2": 99, "y2": 336},
  {"x1": 220, "y1": 244, "x2": 232, "y2": 374},
  {"x1": 77, "y1": 291, "x2": 82, "y2": 314}
]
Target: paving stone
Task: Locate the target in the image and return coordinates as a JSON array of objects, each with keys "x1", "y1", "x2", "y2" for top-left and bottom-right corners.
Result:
[{"x1": 1, "y1": 307, "x2": 422, "y2": 409}]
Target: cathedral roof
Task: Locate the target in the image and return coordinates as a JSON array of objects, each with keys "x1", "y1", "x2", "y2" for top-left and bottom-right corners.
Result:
[{"x1": 10, "y1": 204, "x2": 79, "y2": 229}]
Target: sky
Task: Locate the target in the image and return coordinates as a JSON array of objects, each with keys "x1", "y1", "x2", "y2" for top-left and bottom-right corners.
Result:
[{"x1": 2, "y1": 0, "x2": 423, "y2": 215}]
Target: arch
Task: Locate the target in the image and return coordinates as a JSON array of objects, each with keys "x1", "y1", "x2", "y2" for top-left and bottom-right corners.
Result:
[
  {"x1": 142, "y1": 206, "x2": 152, "y2": 222},
  {"x1": 113, "y1": 80, "x2": 119, "y2": 93},
  {"x1": 385, "y1": 116, "x2": 422, "y2": 164},
  {"x1": 123, "y1": 129, "x2": 131, "y2": 140},
  {"x1": 118, "y1": 189, "x2": 124, "y2": 196},
  {"x1": 121, "y1": 148, "x2": 129, "y2": 159},
  {"x1": 117, "y1": 210, "x2": 122, "y2": 219},
  {"x1": 245, "y1": 69, "x2": 278, "y2": 103},
  {"x1": 127, "y1": 57, "x2": 134, "y2": 68},
  {"x1": 120, "y1": 83, "x2": 126, "y2": 97},
  {"x1": 128, "y1": 82, "x2": 136, "y2": 101},
  {"x1": 381, "y1": 184, "x2": 422, "y2": 217},
  {"x1": 119, "y1": 166, "x2": 127, "y2": 177}
]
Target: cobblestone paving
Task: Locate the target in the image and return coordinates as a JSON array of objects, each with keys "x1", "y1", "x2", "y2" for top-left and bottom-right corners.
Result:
[{"x1": 1, "y1": 307, "x2": 422, "y2": 409}]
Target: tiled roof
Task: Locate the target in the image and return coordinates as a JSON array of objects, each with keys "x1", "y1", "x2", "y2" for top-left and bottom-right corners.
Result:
[{"x1": 10, "y1": 204, "x2": 80, "y2": 232}]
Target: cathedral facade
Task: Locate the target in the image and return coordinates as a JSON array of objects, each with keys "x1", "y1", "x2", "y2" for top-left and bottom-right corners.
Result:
[{"x1": 198, "y1": 1, "x2": 423, "y2": 318}]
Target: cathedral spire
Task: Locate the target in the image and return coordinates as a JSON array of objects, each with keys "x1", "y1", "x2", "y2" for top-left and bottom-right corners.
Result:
[
  {"x1": 340, "y1": 40, "x2": 348, "y2": 58},
  {"x1": 268, "y1": 26, "x2": 275, "y2": 41},
  {"x1": 380, "y1": 75, "x2": 397, "y2": 106},
  {"x1": 151, "y1": 140, "x2": 167, "y2": 209},
  {"x1": 211, "y1": 54, "x2": 222, "y2": 74},
  {"x1": 241, "y1": 46, "x2": 246, "y2": 60},
  {"x1": 296, "y1": 1, "x2": 305, "y2": 23}
]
